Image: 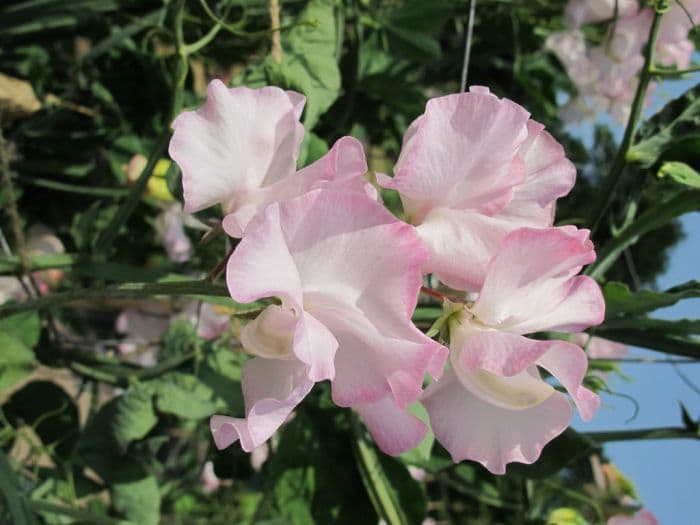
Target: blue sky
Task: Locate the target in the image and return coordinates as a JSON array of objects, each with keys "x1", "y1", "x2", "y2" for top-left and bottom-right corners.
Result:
[{"x1": 570, "y1": 75, "x2": 700, "y2": 524}]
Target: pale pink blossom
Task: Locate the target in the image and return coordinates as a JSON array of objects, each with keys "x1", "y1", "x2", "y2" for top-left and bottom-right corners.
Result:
[
  {"x1": 200, "y1": 461, "x2": 221, "y2": 494},
  {"x1": 210, "y1": 189, "x2": 446, "y2": 456},
  {"x1": 571, "y1": 333, "x2": 627, "y2": 360},
  {"x1": 548, "y1": 9, "x2": 654, "y2": 124},
  {"x1": 154, "y1": 203, "x2": 193, "y2": 263},
  {"x1": 565, "y1": 0, "x2": 638, "y2": 28},
  {"x1": 378, "y1": 87, "x2": 575, "y2": 291},
  {"x1": 656, "y1": 0, "x2": 700, "y2": 69},
  {"x1": 608, "y1": 509, "x2": 659, "y2": 525},
  {"x1": 250, "y1": 443, "x2": 270, "y2": 471},
  {"x1": 169, "y1": 80, "x2": 371, "y2": 236},
  {"x1": 115, "y1": 302, "x2": 171, "y2": 366},
  {"x1": 422, "y1": 227, "x2": 604, "y2": 474},
  {"x1": 178, "y1": 301, "x2": 231, "y2": 340}
]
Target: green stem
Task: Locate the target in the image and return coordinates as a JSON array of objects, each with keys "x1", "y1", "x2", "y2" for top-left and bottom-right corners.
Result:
[
  {"x1": 13, "y1": 174, "x2": 129, "y2": 197},
  {"x1": 350, "y1": 413, "x2": 408, "y2": 525},
  {"x1": 92, "y1": 130, "x2": 170, "y2": 255},
  {"x1": 0, "y1": 253, "x2": 78, "y2": 273},
  {"x1": 650, "y1": 64, "x2": 700, "y2": 76},
  {"x1": 588, "y1": 7, "x2": 664, "y2": 235},
  {"x1": 586, "y1": 426, "x2": 699, "y2": 442},
  {"x1": 586, "y1": 189, "x2": 700, "y2": 279},
  {"x1": 28, "y1": 499, "x2": 136, "y2": 525},
  {"x1": 0, "y1": 280, "x2": 232, "y2": 319}
]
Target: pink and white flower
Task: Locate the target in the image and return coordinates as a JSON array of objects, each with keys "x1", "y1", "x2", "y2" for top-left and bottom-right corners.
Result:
[
  {"x1": 656, "y1": 0, "x2": 700, "y2": 69},
  {"x1": 169, "y1": 80, "x2": 371, "y2": 236},
  {"x1": 378, "y1": 87, "x2": 576, "y2": 291},
  {"x1": 565, "y1": 0, "x2": 638, "y2": 28},
  {"x1": 210, "y1": 189, "x2": 446, "y2": 456},
  {"x1": 422, "y1": 227, "x2": 604, "y2": 474}
]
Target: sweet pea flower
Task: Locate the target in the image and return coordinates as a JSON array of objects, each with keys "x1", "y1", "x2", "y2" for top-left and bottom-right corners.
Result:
[
  {"x1": 210, "y1": 189, "x2": 446, "y2": 456},
  {"x1": 565, "y1": 0, "x2": 638, "y2": 28},
  {"x1": 169, "y1": 80, "x2": 371, "y2": 236},
  {"x1": 200, "y1": 461, "x2": 221, "y2": 494},
  {"x1": 608, "y1": 509, "x2": 659, "y2": 525},
  {"x1": 656, "y1": 0, "x2": 700, "y2": 69},
  {"x1": 154, "y1": 203, "x2": 193, "y2": 263},
  {"x1": 572, "y1": 333, "x2": 627, "y2": 360},
  {"x1": 378, "y1": 87, "x2": 576, "y2": 291},
  {"x1": 422, "y1": 226, "x2": 604, "y2": 474}
]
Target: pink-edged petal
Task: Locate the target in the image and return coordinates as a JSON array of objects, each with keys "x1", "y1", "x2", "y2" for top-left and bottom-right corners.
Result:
[
  {"x1": 222, "y1": 136, "x2": 369, "y2": 237},
  {"x1": 169, "y1": 80, "x2": 304, "y2": 213},
  {"x1": 536, "y1": 341, "x2": 601, "y2": 421},
  {"x1": 226, "y1": 203, "x2": 303, "y2": 309},
  {"x1": 355, "y1": 396, "x2": 427, "y2": 455},
  {"x1": 381, "y1": 88, "x2": 530, "y2": 221},
  {"x1": 501, "y1": 120, "x2": 576, "y2": 226},
  {"x1": 292, "y1": 311, "x2": 338, "y2": 382},
  {"x1": 422, "y1": 369, "x2": 572, "y2": 475},
  {"x1": 319, "y1": 303, "x2": 443, "y2": 408},
  {"x1": 210, "y1": 357, "x2": 313, "y2": 451},
  {"x1": 473, "y1": 226, "x2": 604, "y2": 333}
]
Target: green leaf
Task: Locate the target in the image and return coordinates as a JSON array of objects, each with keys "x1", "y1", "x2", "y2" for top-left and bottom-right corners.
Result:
[
  {"x1": 351, "y1": 414, "x2": 426, "y2": 525},
  {"x1": 263, "y1": 0, "x2": 341, "y2": 130},
  {"x1": 3, "y1": 381, "x2": 79, "y2": 460},
  {"x1": 0, "y1": 311, "x2": 40, "y2": 347},
  {"x1": 153, "y1": 372, "x2": 221, "y2": 419},
  {"x1": 593, "y1": 328, "x2": 700, "y2": 359},
  {"x1": 159, "y1": 320, "x2": 198, "y2": 362},
  {"x1": 378, "y1": 0, "x2": 453, "y2": 62},
  {"x1": 0, "y1": 450, "x2": 37, "y2": 525},
  {"x1": 111, "y1": 473, "x2": 160, "y2": 525},
  {"x1": 0, "y1": 332, "x2": 34, "y2": 390},
  {"x1": 659, "y1": 161, "x2": 700, "y2": 188},
  {"x1": 507, "y1": 429, "x2": 599, "y2": 478},
  {"x1": 603, "y1": 280, "x2": 700, "y2": 318},
  {"x1": 628, "y1": 83, "x2": 700, "y2": 167},
  {"x1": 588, "y1": 190, "x2": 700, "y2": 280},
  {"x1": 267, "y1": 407, "x2": 376, "y2": 525},
  {"x1": 198, "y1": 344, "x2": 244, "y2": 414},
  {"x1": 398, "y1": 403, "x2": 434, "y2": 466},
  {"x1": 112, "y1": 382, "x2": 158, "y2": 453}
]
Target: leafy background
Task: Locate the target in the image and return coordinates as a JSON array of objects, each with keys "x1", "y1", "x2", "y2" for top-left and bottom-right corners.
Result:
[{"x1": 0, "y1": 0, "x2": 698, "y2": 524}]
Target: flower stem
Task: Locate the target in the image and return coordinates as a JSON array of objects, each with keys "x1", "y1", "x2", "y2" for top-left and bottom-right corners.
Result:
[{"x1": 587, "y1": 6, "x2": 664, "y2": 235}]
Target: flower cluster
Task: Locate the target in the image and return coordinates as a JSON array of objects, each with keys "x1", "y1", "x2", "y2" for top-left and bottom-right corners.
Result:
[
  {"x1": 546, "y1": 0, "x2": 700, "y2": 123},
  {"x1": 169, "y1": 80, "x2": 605, "y2": 473}
]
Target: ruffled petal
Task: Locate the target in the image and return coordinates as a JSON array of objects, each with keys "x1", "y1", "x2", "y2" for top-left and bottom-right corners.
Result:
[
  {"x1": 381, "y1": 87, "x2": 530, "y2": 221},
  {"x1": 422, "y1": 369, "x2": 572, "y2": 475},
  {"x1": 240, "y1": 305, "x2": 297, "y2": 359},
  {"x1": 169, "y1": 80, "x2": 304, "y2": 213},
  {"x1": 222, "y1": 136, "x2": 369, "y2": 237},
  {"x1": 210, "y1": 358, "x2": 313, "y2": 451},
  {"x1": 415, "y1": 207, "x2": 509, "y2": 292},
  {"x1": 355, "y1": 396, "x2": 427, "y2": 456},
  {"x1": 451, "y1": 327, "x2": 556, "y2": 410},
  {"x1": 501, "y1": 120, "x2": 576, "y2": 226},
  {"x1": 226, "y1": 203, "x2": 303, "y2": 309},
  {"x1": 473, "y1": 226, "x2": 604, "y2": 334},
  {"x1": 292, "y1": 311, "x2": 338, "y2": 382},
  {"x1": 536, "y1": 341, "x2": 601, "y2": 421}
]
